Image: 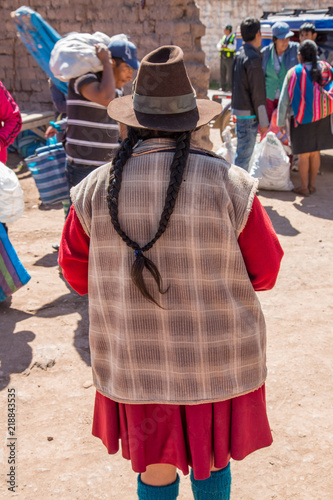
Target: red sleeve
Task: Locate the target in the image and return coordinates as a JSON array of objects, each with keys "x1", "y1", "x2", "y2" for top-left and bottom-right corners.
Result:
[
  {"x1": 59, "y1": 197, "x2": 283, "y2": 295},
  {"x1": 0, "y1": 82, "x2": 22, "y2": 148},
  {"x1": 238, "y1": 195, "x2": 284, "y2": 291},
  {"x1": 58, "y1": 205, "x2": 90, "y2": 295}
]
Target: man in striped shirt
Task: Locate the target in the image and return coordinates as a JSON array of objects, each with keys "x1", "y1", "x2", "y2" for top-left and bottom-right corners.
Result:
[{"x1": 66, "y1": 38, "x2": 139, "y2": 188}]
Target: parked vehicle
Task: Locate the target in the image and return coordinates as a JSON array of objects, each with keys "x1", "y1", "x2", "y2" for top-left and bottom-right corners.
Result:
[{"x1": 254, "y1": 8, "x2": 333, "y2": 63}]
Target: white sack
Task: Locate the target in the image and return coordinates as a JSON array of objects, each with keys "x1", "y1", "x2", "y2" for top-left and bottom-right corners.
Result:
[
  {"x1": 216, "y1": 126, "x2": 236, "y2": 164},
  {"x1": 249, "y1": 132, "x2": 294, "y2": 191},
  {"x1": 49, "y1": 32, "x2": 111, "y2": 82},
  {"x1": 0, "y1": 162, "x2": 24, "y2": 223}
]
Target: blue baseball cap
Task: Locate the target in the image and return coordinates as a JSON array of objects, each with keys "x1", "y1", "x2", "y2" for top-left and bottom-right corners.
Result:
[
  {"x1": 272, "y1": 22, "x2": 294, "y2": 39},
  {"x1": 108, "y1": 38, "x2": 140, "y2": 70}
]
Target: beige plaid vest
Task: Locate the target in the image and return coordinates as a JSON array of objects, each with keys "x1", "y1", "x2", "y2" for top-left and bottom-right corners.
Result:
[{"x1": 71, "y1": 138, "x2": 267, "y2": 404}]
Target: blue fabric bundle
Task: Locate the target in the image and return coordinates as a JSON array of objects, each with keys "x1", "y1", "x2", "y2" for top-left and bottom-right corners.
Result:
[{"x1": 13, "y1": 6, "x2": 68, "y2": 95}]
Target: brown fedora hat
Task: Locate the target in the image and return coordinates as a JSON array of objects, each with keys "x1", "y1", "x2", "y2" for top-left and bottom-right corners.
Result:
[{"x1": 107, "y1": 45, "x2": 222, "y2": 131}]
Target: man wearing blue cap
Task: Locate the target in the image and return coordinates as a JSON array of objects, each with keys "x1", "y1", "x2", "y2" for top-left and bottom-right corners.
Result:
[
  {"x1": 65, "y1": 37, "x2": 139, "y2": 188},
  {"x1": 261, "y1": 22, "x2": 298, "y2": 121}
]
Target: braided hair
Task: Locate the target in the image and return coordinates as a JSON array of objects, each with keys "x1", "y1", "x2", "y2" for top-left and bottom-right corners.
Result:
[
  {"x1": 107, "y1": 127, "x2": 192, "y2": 307},
  {"x1": 298, "y1": 40, "x2": 322, "y2": 85}
]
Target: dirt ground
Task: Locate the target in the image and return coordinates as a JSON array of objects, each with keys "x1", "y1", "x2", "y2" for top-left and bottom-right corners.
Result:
[{"x1": 1, "y1": 129, "x2": 333, "y2": 499}]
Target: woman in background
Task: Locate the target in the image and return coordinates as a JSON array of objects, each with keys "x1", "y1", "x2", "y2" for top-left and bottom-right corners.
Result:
[
  {"x1": 0, "y1": 81, "x2": 22, "y2": 165},
  {"x1": 277, "y1": 40, "x2": 333, "y2": 196},
  {"x1": 0, "y1": 81, "x2": 22, "y2": 233}
]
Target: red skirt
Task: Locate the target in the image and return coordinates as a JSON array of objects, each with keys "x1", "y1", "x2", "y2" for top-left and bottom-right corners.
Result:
[{"x1": 92, "y1": 385, "x2": 272, "y2": 480}]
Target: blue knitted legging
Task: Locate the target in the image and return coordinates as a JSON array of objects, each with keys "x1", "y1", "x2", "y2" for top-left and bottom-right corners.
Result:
[{"x1": 190, "y1": 464, "x2": 231, "y2": 499}]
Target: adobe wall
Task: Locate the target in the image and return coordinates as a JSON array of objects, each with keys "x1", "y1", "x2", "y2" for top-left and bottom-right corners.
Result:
[
  {"x1": 0, "y1": 0, "x2": 211, "y2": 147},
  {"x1": 196, "y1": 0, "x2": 333, "y2": 82}
]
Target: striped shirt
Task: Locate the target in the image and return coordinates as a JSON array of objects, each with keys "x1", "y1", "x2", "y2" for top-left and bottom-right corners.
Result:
[{"x1": 66, "y1": 72, "x2": 121, "y2": 167}]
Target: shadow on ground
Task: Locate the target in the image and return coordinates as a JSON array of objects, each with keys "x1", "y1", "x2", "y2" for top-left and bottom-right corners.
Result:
[
  {"x1": 258, "y1": 202, "x2": 300, "y2": 237},
  {"x1": 259, "y1": 154, "x2": 333, "y2": 223},
  {"x1": 34, "y1": 251, "x2": 59, "y2": 268},
  {"x1": 0, "y1": 305, "x2": 35, "y2": 390},
  {"x1": 0, "y1": 288, "x2": 90, "y2": 391},
  {"x1": 34, "y1": 290, "x2": 90, "y2": 367}
]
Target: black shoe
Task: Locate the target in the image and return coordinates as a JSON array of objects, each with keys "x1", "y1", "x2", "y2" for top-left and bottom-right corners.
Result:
[{"x1": 52, "y1": 243, "x2": 60, "y2": 251}]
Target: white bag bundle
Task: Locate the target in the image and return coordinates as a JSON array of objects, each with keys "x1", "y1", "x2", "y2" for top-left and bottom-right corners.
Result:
[
  {"x1": 216, "y1": 126, "x2": 236, "y2": 164},
  {"x1": 49, "y1": 32, "x2": 111, "y2": 82},
  {"x1": 249, "y1": 132, "x2": 294, "y2": 191},
  {"x1": 0, "y1": 162, "x2": 24, "y2": 223}
]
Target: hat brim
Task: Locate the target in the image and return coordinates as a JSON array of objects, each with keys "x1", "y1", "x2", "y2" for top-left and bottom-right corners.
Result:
[
  {"x1": 110, "y1": 53, "x2": 140, "y2": 70},
  {"x1": 108, "y1": 95, "x2": 222, "y2": 131},
  {"x1": 126, "y1": 59, "x2": 140, "y2": 70}
]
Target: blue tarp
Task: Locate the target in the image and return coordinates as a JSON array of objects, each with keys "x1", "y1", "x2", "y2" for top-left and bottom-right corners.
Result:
[{"x1": 13, "y1": 6, "x2": 68, "y2": 95}]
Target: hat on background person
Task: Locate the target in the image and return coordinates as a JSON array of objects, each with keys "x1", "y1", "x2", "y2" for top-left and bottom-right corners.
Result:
[
  {"x1": 108, "y1": 37, "x2": 140, "y2": 70},
  {"x1": 225, "y1": 25, "x2": 233, "y2": 32},
  {"x1": 272, "y1": 21, "x2": 294, "y2": 39},
  {"x1": 107, "y1": 45, "x2": 221, "y2": 131}
]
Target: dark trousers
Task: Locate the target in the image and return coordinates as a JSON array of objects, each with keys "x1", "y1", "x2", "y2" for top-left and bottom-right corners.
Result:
[
  {"x1": 65, "y1": 159, "x2": 99, "y2": 190},
  {"x1": 220, "y1": 56, "x2": 233, "y2": 91},
  {"x1": 64, "y1": 159, "x2": 99, "y2": 218}
]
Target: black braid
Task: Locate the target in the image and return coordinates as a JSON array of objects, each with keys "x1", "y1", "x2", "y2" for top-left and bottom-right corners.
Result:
[
  {"x1": 107, "y1": 127, "x2": 140, "y2": 251},
  {"x1": 142, "y1": 131, "x2": 191, "y2": 252},
  {"x1": 107, "y1": 127, "x2": 192, "y2": 307},
  {"x1": 310, "y1": 53, "x2": 322, "y2": 85},
  {"x1": 298, "y1": 40, "x2": 322, "y2": 85}
]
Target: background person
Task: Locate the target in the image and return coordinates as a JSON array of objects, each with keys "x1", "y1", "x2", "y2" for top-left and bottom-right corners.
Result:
[
  {"x1": 232, "y1": 17, "x2": 269, "y2": 171},
  {"x1": 59, "y1": 45, "x2": 283, "y2": 500},
  {"x1": 299, "y1": 22, "x2": 328, "y2": 61},
  {"x1": 45, "y1": 78, "x2": 67, "y2": 143},
  {"x1": 65, "y1": 37, "x2": 139, "y2": 189},
  {"x1": 262, "y1": 22, "x2": 299, "y2": 121},
  {"x1": 299, "y1": 22, "x2": 318, "y2": 44},
  {"x1": 216, "y1": 25, "x2": 236, "y2": 91},
  {"x1": 277, "y1": 40, "x2": 333, "y2": 196},
  {"x1": 0, "y1": 81, "x2": 22, "y2": 165},
  {"x1": 0, "y1": 80, "x2": 22, "y2": 234}
]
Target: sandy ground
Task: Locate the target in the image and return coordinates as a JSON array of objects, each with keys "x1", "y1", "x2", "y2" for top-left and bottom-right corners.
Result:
[{"x1": 1, "y1": 129, "x2": 333, "y2": 499}]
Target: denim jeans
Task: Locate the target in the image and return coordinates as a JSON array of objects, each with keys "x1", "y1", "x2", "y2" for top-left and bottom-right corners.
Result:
[
  {"x1": 234, "y1": 117, "x2": 258, "y2": 171},
  {"x1": 66, "y1": 159, "x2": 99, "y2": 189}
]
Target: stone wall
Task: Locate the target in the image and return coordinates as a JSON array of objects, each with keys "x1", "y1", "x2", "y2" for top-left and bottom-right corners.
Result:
[
  {"x1": 196, "y1": 0, "x2": 333, "y2": 82},
  {"x1": 0, "y1": 0, "x2": 211, "y2": 147}
]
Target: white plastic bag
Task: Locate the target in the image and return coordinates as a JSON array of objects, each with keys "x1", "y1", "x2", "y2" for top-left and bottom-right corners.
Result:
[
  {"x1": 50, "y1": 32, "x2": 111, "y2": 82},
  {"x1": 249, "y1": 132, "x2": 294, "y2": 191},
  {"x1": 0, "y1": 162, "x2": 24, "y2": 223},
  {"x1": 216, "y1": 126, "x2": 236, "y2": 163}
]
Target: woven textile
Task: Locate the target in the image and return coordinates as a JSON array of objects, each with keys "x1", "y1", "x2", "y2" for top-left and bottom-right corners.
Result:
[
  {"x1": 0, "y1": 222, "x2": 30, "y2": 302},
  {"x1": 287, "y1": 61, "x2": 333, "y2": 125},
  {"x1": 71, "y1": 138, "x2": 266, "y2": 404},
  {"x1": 25, "y1": 142, "x2": 70, "y2": 205}
]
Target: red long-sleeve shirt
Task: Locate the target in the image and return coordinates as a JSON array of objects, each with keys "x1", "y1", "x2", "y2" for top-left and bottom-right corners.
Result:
[
  {"x1": 59, "y1": 195, "x2": 283, "y2": 295},
  {"x1": 0, "y1": 81, "x2": 22, "y2": 164}
]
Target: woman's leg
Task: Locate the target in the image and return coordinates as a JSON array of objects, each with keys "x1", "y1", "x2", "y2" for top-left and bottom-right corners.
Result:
[
  {"x1": 308, "y1": 151, "x2": 320, "y2": 192},
  {"x1": 141, "y1": 464, "x2": 178, "y2": 486},
  {"x1": 138, "y1": 464, "x2": 179, "y2": 499},
  {"x1": 294, "y1": 153, "x2": 310, "y2": 195}
]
